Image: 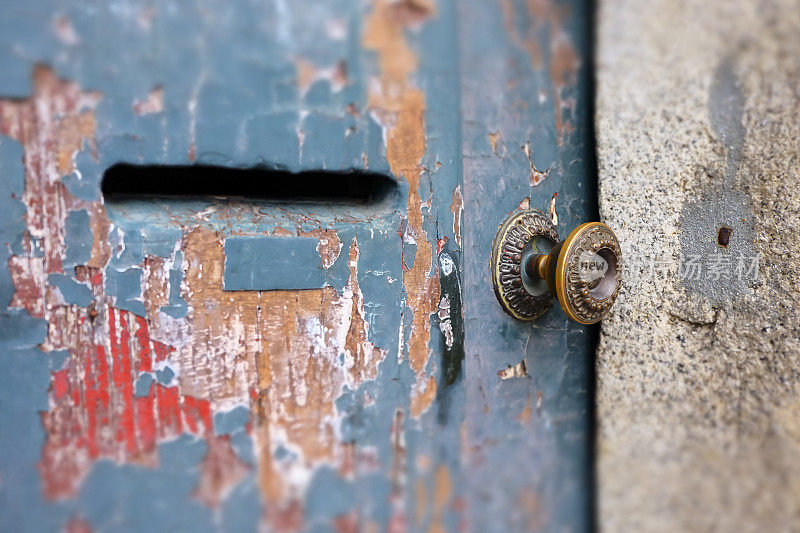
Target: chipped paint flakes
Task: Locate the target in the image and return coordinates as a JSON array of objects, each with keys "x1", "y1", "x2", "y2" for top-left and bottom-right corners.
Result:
[
  {"x1": 295, "y1": 58, "x2": 349, "y2": 94},
  {"x1": 176, "y1": 229, "x2": 263, "y2": 410},
  {"x1": 339, "y1": 238, "x2": 387, "y2": 386},
  {"x1": 34, "y1": 220, "x2": 390, "y2": 514},
  {"x1": 133, "y1": 86, "x2": 164, "y2": 115},
  {"x1": 523, "y1": 140, "x2": 551, "y2": 187},
  {"x1": 325, "y1": 17, "x2": 348, "y2": 41},
  {"x1": 53, "y1": 16, "x2": 80, "y2": 45},
  {"x1": 430, "y1": 465, "x2": 453, "y2": 533},
  {"x1": 451, "y1": 185, "x2": 463, "y2": 247},
  {"x1": 518, "y1": 394, "x2": 533, "y2": 424},
  {"x1": 305, "y1": 228, "x2": 343, "y2": 269},
  {"x1": 1, "y1": 5, "x2": 458, "y2": 524},
  {"x1": 488, "y1": 130, "x2": 502, "y2": 155},
  {"x1": 548, "y1": 192, "x2": 558, "y2": 225},
  {"x1": 0, "y1": 69, "x2": 261, "y2": 508},
  {"x1": 143, "y1": 256, "x2": 169, "y2": 323},
  {"x1": 499, "y1": 0, "x2": 542, "y2": 68},
  {"x1": 498, "y1": 360, "x2": 528, "y2": 380},
  {"x1": 64, "y1": 517, "x2": 92, "y2": 533},
  {"x1": 390, "y1": 0, "x2": 436, "y2": 28},
  {"x1": 549, "y1": 29, "x2": 579, "y2": 145},
  {"x1": 412, "y1": 463, "x2": 452, "y2": 531},
  {"x1": 439, "y1": 254, "x2": 455, "y2": 277},
  {"x1": 87, "y1": 204, "x2": 112, "y2": 268}
]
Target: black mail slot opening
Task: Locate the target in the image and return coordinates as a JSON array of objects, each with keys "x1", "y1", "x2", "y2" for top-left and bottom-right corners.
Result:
[{"x1": 102, "y1": 164, "x2": 398, "y2": 204}]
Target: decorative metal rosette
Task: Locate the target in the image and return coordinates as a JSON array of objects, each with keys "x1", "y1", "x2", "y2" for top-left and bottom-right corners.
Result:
[
  {"x1": 491, "y1": 209, "x2": 559, "y2": 320},
  {"x1": 560, "y1": 223, "x2": 622, "y2": 324}
]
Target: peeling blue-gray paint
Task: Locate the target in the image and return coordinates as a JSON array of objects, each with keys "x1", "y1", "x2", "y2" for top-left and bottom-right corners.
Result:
[
  {"x1": 230, "y1": 430, "x2": 256, "y2": 466},
  {"x1": 79, "y1": 436, "x2": 214, "y2": 533},
  {"x1": 161, "y1": 267, "x2": 188, "y2": 319},
  {"x1": 0, "y1": 311, "x2": 48, "y2": 349},
  {"x1": 273, "y1": 444, "x2": 293, "y2": 461},
  {"x1": 0, "y1": 137, "x2": 26, "y2": 262},
  {"x1": 305, "y1": 466, "x2": 355, "y2": 521},
  {"x1": 48, "y1": 273, "x2": 93, "y2": 306},
  {"x1": 47, "y1": 350, "x2": 71, "y2": 371},
  {"x1": 105, "y1": 268, "x2": 145, "y2": 317},
  {"x1": 63, "y1": 210, "x2": 92, "y2": 269},
  {"x1": 213, "y1": 405, "x2": 250, "y2": 437},
  {"x1": 134, "y1": 373, "x2": 154, "y2": 398},
  {"x1": 459, "y1": 0, "x2": 597, "y2": 530},
  {"x1": 0, "y1": 348, "x2": 71, "y2": 533},
  {"x1": 221, "y1": 473, "x2": 262, "y2": 533},
  {"x1": 154, "y1": 366, "x2": 175, "y2": 386},
  {"x1": 223, "y1": 235, "x2": 327, "y2": 291},
  {"x1": 63, "y1": 149, "x2": 102, "y2": 202}
]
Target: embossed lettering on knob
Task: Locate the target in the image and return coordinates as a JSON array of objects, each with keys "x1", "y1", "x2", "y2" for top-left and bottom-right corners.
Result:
[{"x1": 491, "y1": 208, "x2": 622, "y2": 324}]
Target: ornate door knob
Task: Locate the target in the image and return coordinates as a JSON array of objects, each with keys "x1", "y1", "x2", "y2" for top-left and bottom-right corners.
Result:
[{"x1": 491, "y1": 209, "x2": 622, "y2": 324}]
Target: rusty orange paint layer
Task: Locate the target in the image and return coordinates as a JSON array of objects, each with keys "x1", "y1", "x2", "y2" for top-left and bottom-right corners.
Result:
[
  {"x1": 451, "y1": 185, "x2": 463, "y2": 248},
  {"x1": 364, "y1": 0, "x2": 439, "y2": 417}
]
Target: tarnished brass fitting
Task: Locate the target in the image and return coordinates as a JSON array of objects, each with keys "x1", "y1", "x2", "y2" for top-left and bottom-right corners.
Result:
[{"x1": 491, "y1": 209, "x2": 622, "y2": 324}]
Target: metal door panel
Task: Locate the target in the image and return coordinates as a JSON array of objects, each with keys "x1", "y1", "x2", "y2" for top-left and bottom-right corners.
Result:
[
  {"x1": 0, "y1": 1, "x2": 595, "y2": 531},
  {"x1": 458, "y1": 0, "x2": 596, "y2": 530}
]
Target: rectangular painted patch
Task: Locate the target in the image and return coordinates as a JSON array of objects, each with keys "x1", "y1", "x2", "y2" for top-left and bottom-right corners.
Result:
[{"x1": 223, "y1": 236, "x2": 326, "y2": 290}]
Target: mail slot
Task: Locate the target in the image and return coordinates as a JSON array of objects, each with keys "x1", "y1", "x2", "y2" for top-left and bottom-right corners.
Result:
[{"x1": 103, "y1": 165, "x2": 401, "y2": 293}]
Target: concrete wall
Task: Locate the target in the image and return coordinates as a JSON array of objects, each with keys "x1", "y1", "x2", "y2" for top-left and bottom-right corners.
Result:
[{"x1": 596, "y1": 0, "x2": 800, "y2": 530}]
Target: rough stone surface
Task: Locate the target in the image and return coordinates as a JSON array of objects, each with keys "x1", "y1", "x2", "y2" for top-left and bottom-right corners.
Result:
[{"x1": 596, "y1": 0, "x2": 800, "y2": 530}]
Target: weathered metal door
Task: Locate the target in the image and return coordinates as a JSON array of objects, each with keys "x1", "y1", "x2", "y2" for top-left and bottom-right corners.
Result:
[{"x1": 0, "y1": 0, "x2": 596, "y2": 531}]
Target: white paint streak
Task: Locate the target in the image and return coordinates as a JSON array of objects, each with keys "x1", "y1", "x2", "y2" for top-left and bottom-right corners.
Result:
[
  {"x1": 439, "y1": 254, "x2": 455, "y2": 276},
  {"x1": 438, "y1": 295, "x2": 453, "y2": 349}
]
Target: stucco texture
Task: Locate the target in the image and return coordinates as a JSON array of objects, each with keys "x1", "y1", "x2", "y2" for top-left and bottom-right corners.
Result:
[{"x1": 595, "y1": 0, "x2": 800, "y2": 530}]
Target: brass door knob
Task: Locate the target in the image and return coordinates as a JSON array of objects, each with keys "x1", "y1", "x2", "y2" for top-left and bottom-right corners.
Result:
[{"x1": 491, "y1": 208, "x2": 622, "y2": 324}]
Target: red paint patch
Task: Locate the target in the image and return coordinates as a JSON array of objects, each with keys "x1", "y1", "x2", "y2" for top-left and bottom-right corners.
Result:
[
  {"x1": 39, "y1": 306, "x2": 213, "y2": 499},
  {"x1": 52, "y1": 370, "x2": 70, "y2": 400},
  {"x1": 64, "y1": 516, "x2": 92, "y2": 533},
  {"x1": 437, "y1": 236, "x2": 448, "y2": 254}
]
